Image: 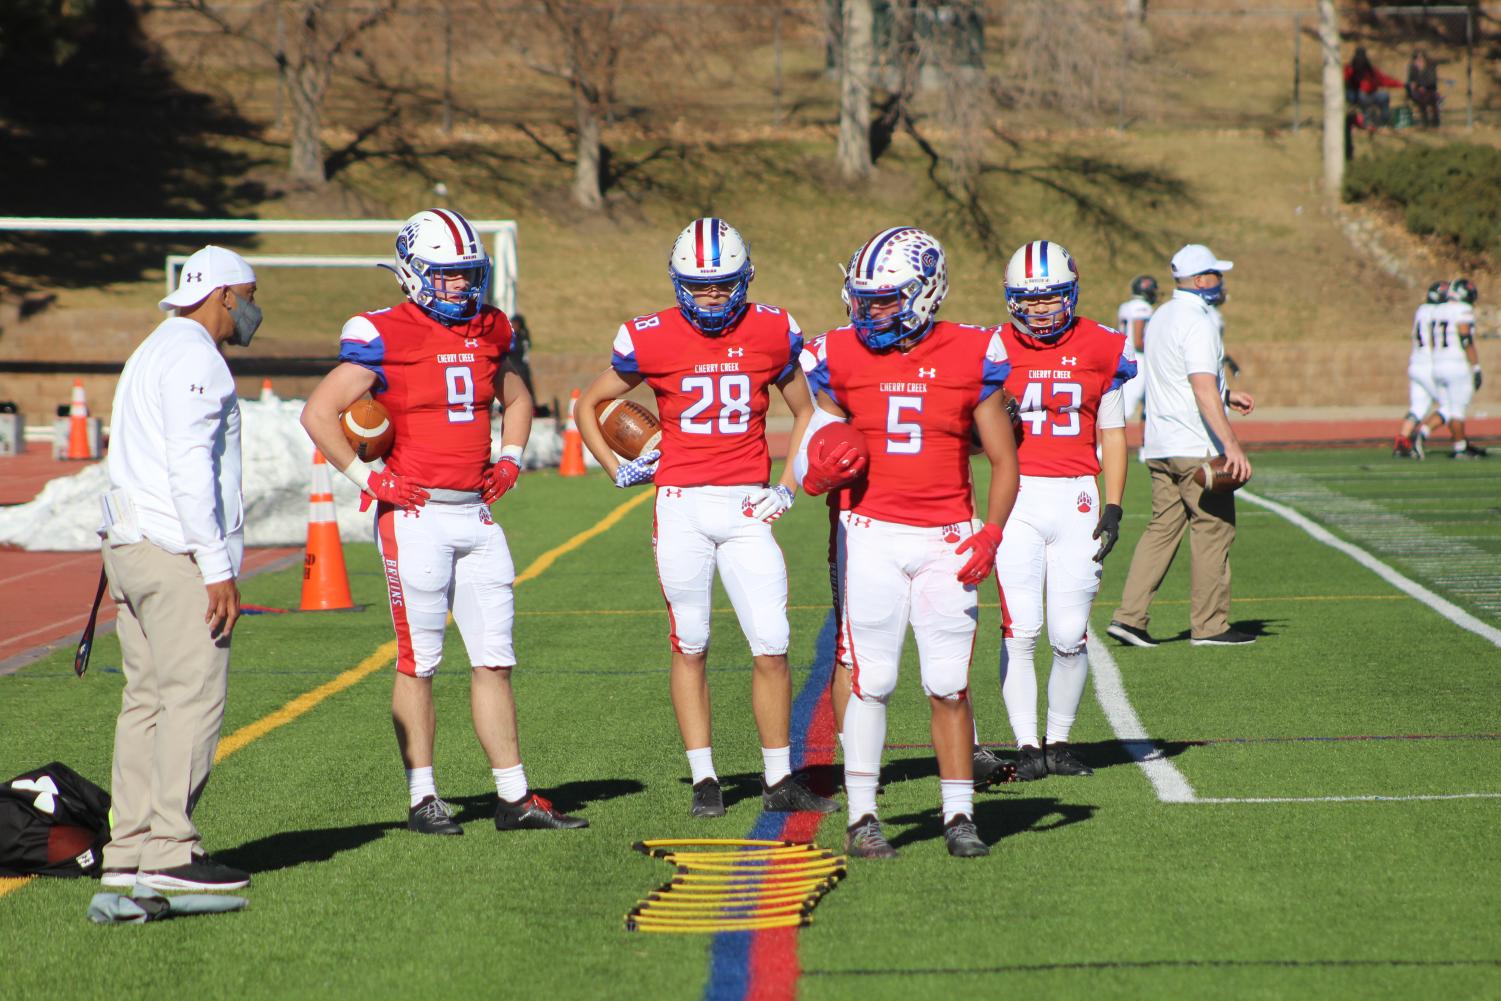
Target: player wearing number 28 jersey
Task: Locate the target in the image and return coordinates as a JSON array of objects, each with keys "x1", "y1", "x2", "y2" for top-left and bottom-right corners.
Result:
[
  {"x1": 987, "y1": 240, "x2": 1135, "y2": 782},
  {"x1": 576, "y1": 218, "x2": 833, "y2": 821}
]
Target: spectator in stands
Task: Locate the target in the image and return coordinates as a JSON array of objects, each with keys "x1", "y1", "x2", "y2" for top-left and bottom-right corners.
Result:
[
  {"x1": 1345, "y1": 47, "x2": 1402, "y2": 130},
  {"x1": 1406, "y1": 49, "x2": 1441, "y2": 128},
  {"x1": 507, "y1": 312, "x2": 537, "y2": 403}
]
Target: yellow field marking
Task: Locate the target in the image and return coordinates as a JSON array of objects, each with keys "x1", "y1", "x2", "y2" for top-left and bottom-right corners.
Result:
[{"x1": 1, "y1": 492, "x2": 652, "y2": 903}]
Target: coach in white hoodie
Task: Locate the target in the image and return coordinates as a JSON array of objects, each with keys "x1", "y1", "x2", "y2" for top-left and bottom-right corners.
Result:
[{"x1": 98, "y1": 245, "x2": 260, "y2": 893}]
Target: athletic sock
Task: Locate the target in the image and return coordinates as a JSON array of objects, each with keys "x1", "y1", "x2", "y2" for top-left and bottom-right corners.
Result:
[
  {"x1": 1454, "y1": 439, "x2": 1467, "y2": 453},
  {"x1": 940, "y1": 779, "x2": 974, "y2": 824},
  {"x1": 1416, "y1": 426, "x2": 1430, "y2": 440},
  {"x1": 686, "y1": 746, "x2": 717, "y2": 785},
  {"x1": 1001, "y1": 636, "x2": 1040, "y2": 749},
  {"x1": 762, "y1": 745, "x2": 792, "y2": 787},
  {"x1": 406, "y1": 766, "x2": 436, "y2": 809},
  {"x1": 1044, "y1": 648, "x2": 1091, "y2": 745},
  {"x1": 843, "y1": 694, "x2": 888, "y2": 823},
  {"x1": 493, "y1": 763, "x2": 528, "y2": 803}
]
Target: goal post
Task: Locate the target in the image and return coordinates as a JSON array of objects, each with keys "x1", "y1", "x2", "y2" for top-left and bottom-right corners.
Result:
[{"x1": 0, "y1": 217, "x2": 521, "y2": 316}]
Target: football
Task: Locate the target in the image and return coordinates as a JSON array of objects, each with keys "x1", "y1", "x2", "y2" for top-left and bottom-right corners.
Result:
[
  {"x1": 595, "y1": 398, "x2": 662, "y2": 460},
  {"x1": 1193, "y1": 455, "x2": 1250, "y2": 493},
  {"x1": 808, "y1": 421, "x2": 870, "y2": 484},
  {"x1": 341, "y1": 397, "x2": 395, "y2": 462}
]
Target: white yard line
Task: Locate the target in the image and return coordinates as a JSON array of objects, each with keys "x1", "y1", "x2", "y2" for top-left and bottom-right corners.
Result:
[
  {"x1": 1195, "y1": 793, "x2": 1501, "y2": 804},
  {"x1": 1085, "y1": 634, "x2": 1197, "y2": 803}
]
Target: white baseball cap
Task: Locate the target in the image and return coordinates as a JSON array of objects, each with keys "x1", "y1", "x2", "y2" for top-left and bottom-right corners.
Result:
[
  {"x1": 159, "y1": 245, "x2": 257, "y2": 312},
  {"x1": 1170, "y1": 244, "x2": 1234, "y2": 278}
]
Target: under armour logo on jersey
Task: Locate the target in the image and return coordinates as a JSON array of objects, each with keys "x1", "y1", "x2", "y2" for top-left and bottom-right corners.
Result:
[
  {"x1": 464, "y1": 338, "x2": 480, "y2": 347},
  {"x1": 185, "y1": 271, "x2": 203, "y2": 283},
  {"x1": 918, "y1": 367, "x2": 936, "y2": 378},
  {"x1": 1061, "y1": 356, "x2": 1078, "y2": 366},
  {"x1": 727, "y1": 347, "x2": 745, "y2": 357},
  {"x1": 662, "y1": 488, "x2": 684, "y2": 498}
]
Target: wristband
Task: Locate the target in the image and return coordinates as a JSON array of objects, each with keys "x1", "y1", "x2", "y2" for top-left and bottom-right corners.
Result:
[
  {"x1": 340, "y1": 456, "x2": 373, "y2": 493},
  {"x1": 500, "y1": 444, "x2": 524, "y2": 463}
]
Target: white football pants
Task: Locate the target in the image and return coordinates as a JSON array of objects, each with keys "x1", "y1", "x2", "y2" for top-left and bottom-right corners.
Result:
[
  {"x1": 1433, "y1": 360, "x2": 1475, "y2": 421},
  {"x1": 1407, "y1": 358, "x2": 1438, "y2": 418}
]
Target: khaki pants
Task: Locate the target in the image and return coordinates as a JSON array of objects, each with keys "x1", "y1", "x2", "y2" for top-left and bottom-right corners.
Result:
[
  {"x1": 101, "y1": 540, "x2": 230, "y2": 871},
  {"x1": 1112, "y1": 458, "x2": 1236, "y2": 639}
]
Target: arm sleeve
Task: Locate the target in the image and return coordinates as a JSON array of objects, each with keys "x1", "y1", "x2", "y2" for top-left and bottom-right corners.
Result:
[
  {"x1": 977, "y1": 330, "x2": 1012, "y2": 403},
  {"x1": 610, "y1": 324, "x2": 640, "y2": 377},
  {"x1": 161, "y1": 344, "x2": 235, "y2": 583},
  {"x1": 1108, "y1": 337, "x2": 1139, "y2": 392},
  {"x1": 339, "y1": 316, "x2": 388, "y2": 393},
  {"x1": 1097, "y1": 387, "x2": 1126, "y2": 430},
  {"x1": 793, "y1": 404, "x2": 847, "y2": 485},
  {"x1": 777, "y1": 314, "x2": 805, "y2": 383}
]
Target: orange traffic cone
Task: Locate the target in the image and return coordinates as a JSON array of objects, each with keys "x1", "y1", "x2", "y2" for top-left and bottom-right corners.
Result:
[
  {"x1": 66, "y1": 379, "x2": 93, "y2": 460},
  {"x1": 259, "y1": 378, "x2": 277, "y2": 403},
  {"x1": 300, "y1": 450, "x2": 355, "y2": 611},
  {"x1": 559, "y1": 388, "x2": 587, "y2": 477}
]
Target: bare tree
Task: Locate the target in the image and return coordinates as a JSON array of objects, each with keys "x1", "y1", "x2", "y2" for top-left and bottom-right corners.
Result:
[
  {"x1": 837, "y1": 0, "x2": 874, "y2": 180},
  {"x1": 1318, "y1": 0, "x2": 1344, "y2": 198},
  {"x1": 1001, "y1": 0, "x2": 1127, "y2": 121},
  {"x1": 1124, "y1": 0, "x2": 1148, "y2": 24},
  {"x1": 166, "y1": 0, "x2": 399, "y2": 186}
]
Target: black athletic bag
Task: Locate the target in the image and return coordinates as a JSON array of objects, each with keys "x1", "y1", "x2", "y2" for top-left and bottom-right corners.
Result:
[{"x1": 0, "y1": 762, "x2": 111, "y2": 877}]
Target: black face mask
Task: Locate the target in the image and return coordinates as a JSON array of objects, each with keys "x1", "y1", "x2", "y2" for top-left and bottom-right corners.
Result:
[{"x1": 228, "y1": 293, "x2": 262, "y2": 347}]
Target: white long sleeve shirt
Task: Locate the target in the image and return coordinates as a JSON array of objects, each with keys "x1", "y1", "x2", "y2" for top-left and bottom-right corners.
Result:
[{"x1": 102, "y1": 317, "x2": 243, "y2": 583}]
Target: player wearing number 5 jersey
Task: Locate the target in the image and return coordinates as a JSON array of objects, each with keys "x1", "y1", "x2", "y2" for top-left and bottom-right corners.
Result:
[
  {"x1": 800, "y1": 227, "x2": 1019, "y2": 859},
  {"x1": 984, "y1": 241, "x2": 1135, "y2": 782},
  {"x1": 302, "y1": 208, "x2": 587, "y2": 838},
  {"x1": 576, "y1": 218, "x2": 833, "y2": 820}
]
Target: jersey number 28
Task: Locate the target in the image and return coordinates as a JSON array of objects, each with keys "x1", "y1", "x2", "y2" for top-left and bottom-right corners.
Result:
[{"x1": 681, "y1": 373, "x2": 752, "y2": 434}]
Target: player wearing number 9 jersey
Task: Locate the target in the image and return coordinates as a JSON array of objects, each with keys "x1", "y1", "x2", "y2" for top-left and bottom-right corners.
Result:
[
  {"x1": 799, "y1": 227, "x2": 1019, "y2": 859},
  {"x1": 984, "y1": 240, "x2": 1135, "y2": 782},
  {"x1": 576, "y1": 218, "x2": 833, "y2": 821},
  {"x1": 302, "y1": 208, "x2": 588, "y2": 838}
]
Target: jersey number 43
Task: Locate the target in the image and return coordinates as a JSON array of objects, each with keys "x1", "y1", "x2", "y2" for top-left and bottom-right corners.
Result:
[{"x1": 1018, "y1": 381, "x2": 1082, "y2": 437}]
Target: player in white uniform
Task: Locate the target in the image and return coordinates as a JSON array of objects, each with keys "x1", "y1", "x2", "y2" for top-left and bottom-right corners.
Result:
[
  {"x1": 1116, "y1": 275, "x2": 1156, "y2": 429},
  {"x1": 1393, "y1": 281, "x2": 1446, "y2": 459},
  {"x1": 1427, "y1": 279, "x2": 1487, "y2": 459}
]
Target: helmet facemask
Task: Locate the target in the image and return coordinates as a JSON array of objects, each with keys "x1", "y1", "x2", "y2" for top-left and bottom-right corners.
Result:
[
  {"x1": 1006, "y1": 282, "x2": 1079, "y2": 341},
  {"x1": 671, "y1": 266, "x2": 752, "y2": 335}
]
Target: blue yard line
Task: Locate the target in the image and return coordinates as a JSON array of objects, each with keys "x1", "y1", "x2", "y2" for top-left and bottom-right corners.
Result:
[{"x1": 702, "y1": 612, "x2": 837, "y2": 1001}]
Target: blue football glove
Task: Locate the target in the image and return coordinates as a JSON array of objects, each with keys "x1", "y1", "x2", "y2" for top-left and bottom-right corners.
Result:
[
  {"x1": 613, "y1": 449, "x2": 660, "y2": 488},
  {"x1": 743, "y1": 484, "x2": 795, "y2": 523}
]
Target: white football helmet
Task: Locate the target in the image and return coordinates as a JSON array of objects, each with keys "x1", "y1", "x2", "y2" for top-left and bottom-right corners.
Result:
[
  {"x1": 668, "y1": 218, "x2": 754, "y2": 334},
  {"x1": 842, "y1": 227, "x2": 948, "y2": 350},
  {"x1": 1004, "y1": 240, "x2": 1079, "y2": 341},
  {"x1": 394, "y1": 208, "x2": 491, "y2": 323}
]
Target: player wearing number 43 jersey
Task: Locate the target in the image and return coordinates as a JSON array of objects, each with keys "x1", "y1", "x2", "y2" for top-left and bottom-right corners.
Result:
[
  {"x1": 577, "y1": 218, "x2": 834, "y2": 820},
  {"x1": 983, "y1": 240, "x2": 1135, "y2": 782},
  {"x1": 302, "y1": 208, "x2": 586, "y2": 837},
  {"x1": 798, "y1": 226, "x2": 1020, "y2": 859}
]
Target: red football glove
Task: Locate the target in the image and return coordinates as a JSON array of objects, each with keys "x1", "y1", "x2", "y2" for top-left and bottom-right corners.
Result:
[
  {"x1": 954, "y1": 522, "x2": 1004, "y2": 585},
  {"x1": 803, "y1": 440, "x2": 868, "y2": 496},
  {"x1": 480, "y1": 455, "x2": 522, "y2": 504},
  {"x1": 364, "y1": 469, "x2": 430, "y2": 512}
]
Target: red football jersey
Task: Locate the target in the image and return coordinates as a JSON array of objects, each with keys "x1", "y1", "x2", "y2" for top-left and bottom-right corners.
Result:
[
  {"x1": 807, "y1": 322, "x2": 1010, "y2": 527},
  {"x1": 340, "y1": 301, "x2": 513, "y2": 491},
  {"x1": 996, "y1": 316, "x2": 1135, "y2": 478},
  {"x1": 611, "y1": 304, "x2": 802, "y2": 488}
]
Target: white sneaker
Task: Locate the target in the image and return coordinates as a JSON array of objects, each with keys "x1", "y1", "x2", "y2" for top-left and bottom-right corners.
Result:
[{"x1": 99, "y1": 868, "x2": 135, "y2": 889}]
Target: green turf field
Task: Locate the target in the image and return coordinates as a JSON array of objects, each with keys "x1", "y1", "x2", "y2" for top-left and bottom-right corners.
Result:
[{"x1": 2, "y1": 449, "x2": 1498, "y2": 1001}]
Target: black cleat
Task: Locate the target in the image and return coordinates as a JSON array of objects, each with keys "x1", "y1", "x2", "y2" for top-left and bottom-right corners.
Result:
[
  {"x1": 1191, "y1": 629, "x2": 1256, "y2": 646},
  {"x1": 1044, "y1": 742, "x2": 1095, "y2": 776},
  {"x1": 494, "y1": 792, "x2": 588, "y2": 830},
  {"x1": 844, "y1": 814, "x2": 898, "y2": 859},
  {"x1": 1106, "y1": 620, "x2": 1158, "y2": 648},
  {"x1": 762, "y1": 775, "x2": 838, "y2": 814},
  {"x1": 690, "y1": 778, "x2": 725, "y2": 818},
  {"x1": 408, "y1": 795, "x2": 463, "y2": 836},
  {"x1": 943, "y1": 814, "x2": 989, "y2": 858},
  {"x1": 972, "y1": 746, "x2": 1017, "y2": 788},
  {"x1": 1014, "y1": 745, "x2": 1047, "y2": 781},
  {"x1": 1463, "y1": 443, "x2": 1488, "y2": 459}
]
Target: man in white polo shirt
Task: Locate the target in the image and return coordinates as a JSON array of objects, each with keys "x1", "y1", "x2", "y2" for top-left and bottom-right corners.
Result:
[
  {"x1": 97, "y1": 246, "x2": 260, "y2": 892},
  {"x1": 1107, "y1": 244, "x2": 1256, "y2": 648}
]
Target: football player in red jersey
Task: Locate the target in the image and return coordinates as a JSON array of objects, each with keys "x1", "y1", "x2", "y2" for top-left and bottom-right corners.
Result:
[
  {"x1": 985, "y1": 240, "x2": 1136, "y2": 781},
  {"x1": 576, "y1": 218, "x2": 834, "y2": 820},
  {"x1": 301, "y1": 208, "x2": 587, "y2": 836},
  {"x1": 798, "y1": 227, "x2": 1020, "y2": 859}
]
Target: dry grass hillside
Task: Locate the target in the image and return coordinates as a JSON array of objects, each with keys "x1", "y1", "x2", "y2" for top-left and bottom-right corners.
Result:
[{"x1": 1, "y1": 0, "x2": 1497, "y2": 421}]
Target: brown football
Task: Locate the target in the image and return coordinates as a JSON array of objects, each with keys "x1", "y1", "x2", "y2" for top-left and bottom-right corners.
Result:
[
  {"x1": 595, "y1": 398, "x2": 662, "y2": 460},
  {"x1": 1192, "y1": 455, "x2": 1250, "y2": 493},
  {"x1": 341, "y1": 397, "x2": 395, "y2": 462}
]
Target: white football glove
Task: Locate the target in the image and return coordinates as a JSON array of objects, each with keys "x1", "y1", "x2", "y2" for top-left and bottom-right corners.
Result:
[
  {"x1": 743, "y1": 484, "x2": 794, "y2": 523},
  {"x1": 613, "y1": 449, "x2": 660, "y2": 488}
]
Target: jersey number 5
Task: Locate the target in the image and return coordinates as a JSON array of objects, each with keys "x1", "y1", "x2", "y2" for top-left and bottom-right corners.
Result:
[
  {"x1": 681, "y1": 373, "x2": 752, "y2": 434},
  {"x1": 1018, "y1": 381, "x2": 1082, "y2": 437},
  {"x1": 886, "y1": 395, "x2": 923, "y2": 454}
]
